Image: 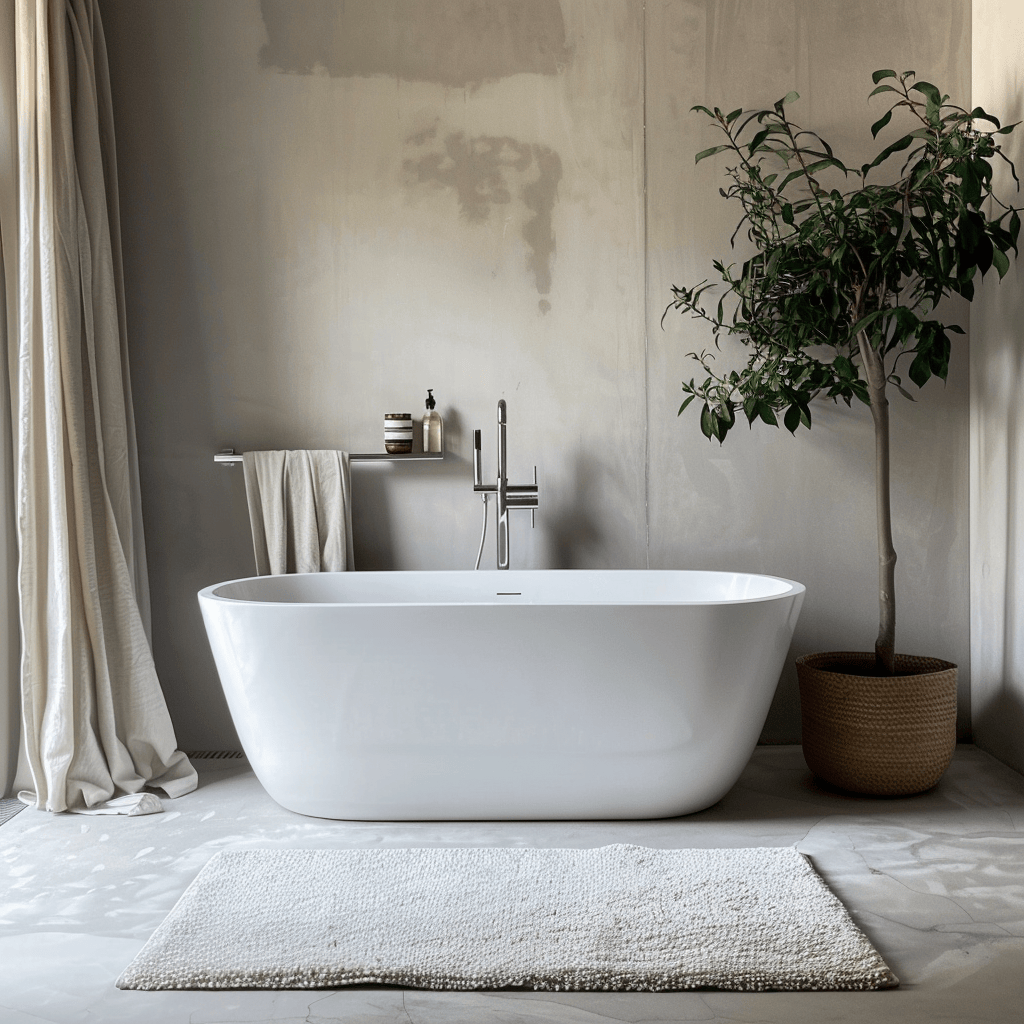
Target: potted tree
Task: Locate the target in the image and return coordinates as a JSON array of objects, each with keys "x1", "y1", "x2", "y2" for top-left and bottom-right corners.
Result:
[{"x1": 665, "y1": 71, "x2": 1020, "y2": 795}]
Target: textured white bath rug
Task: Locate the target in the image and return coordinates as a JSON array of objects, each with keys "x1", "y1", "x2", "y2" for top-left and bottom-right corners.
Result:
[{"x1": 116, "y1": 844, "x2": 898, "y2": 992}]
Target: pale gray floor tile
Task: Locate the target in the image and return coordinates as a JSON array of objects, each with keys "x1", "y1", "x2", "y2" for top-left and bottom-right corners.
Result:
[{"x1": 2, "y1": 746, "x2": 1024, "y2": 1023}]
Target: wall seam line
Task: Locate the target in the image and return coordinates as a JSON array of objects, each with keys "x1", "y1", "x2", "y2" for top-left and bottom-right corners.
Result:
[{"x1": 642, "y1": 0, "x2": 650, "y2": 570}]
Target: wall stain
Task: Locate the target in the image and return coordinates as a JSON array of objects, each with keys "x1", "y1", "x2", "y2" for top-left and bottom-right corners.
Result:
[
  {"x1": 405, "y1": 128, "x2": 562, "y2": 309},
  {"x1": 522, "y1": 145, "x2": 562, "y2": 297},
  {"x1": 259, "y1": 0, "x2": 571, "y2": 89}
]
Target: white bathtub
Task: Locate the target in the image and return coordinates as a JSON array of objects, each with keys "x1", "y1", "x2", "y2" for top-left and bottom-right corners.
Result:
[{"x1": 198, "y1": 570, "x2": 804, "y2": 820}]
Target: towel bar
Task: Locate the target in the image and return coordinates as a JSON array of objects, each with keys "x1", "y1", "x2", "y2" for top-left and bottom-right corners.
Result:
[{"x1": 214, "y1": 448, "x2": 443, "y2": 465}]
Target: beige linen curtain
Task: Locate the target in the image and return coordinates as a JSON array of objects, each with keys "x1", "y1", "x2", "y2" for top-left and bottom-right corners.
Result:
[
  {"x1": 0, "y1": 0, "x2": 195, "y2": 811},
  {"x1": 0, "y1": 0, "x2": 17, "y2": 798}
]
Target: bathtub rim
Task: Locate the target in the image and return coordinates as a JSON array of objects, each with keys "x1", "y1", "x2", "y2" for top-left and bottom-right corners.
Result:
[{"x1": 198, "y1": 568, "x2": 806, "y2": 609}]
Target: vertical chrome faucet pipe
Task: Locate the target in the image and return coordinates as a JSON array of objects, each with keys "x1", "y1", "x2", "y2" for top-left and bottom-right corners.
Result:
[
  {"x1": 473, "y1": 399, "x2": 539, "y2": 569},
  {"x1": 496, "y1": 400, "x2": 509, "y2": 569}
]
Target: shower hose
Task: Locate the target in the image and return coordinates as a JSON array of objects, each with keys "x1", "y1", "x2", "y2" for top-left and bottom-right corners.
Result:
[{"x1": 474, "y1": 493, "x2": 489, "y2": 570}]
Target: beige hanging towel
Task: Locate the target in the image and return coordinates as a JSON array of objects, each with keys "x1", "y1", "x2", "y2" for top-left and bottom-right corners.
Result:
[{"x1": 242, "y1": 451, "x2": 355, "y2": 575}]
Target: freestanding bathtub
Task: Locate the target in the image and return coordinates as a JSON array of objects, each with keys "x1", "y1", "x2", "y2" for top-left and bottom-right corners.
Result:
[{"x1": 198, "y1": 570, "x2": 804, "y2": 820}]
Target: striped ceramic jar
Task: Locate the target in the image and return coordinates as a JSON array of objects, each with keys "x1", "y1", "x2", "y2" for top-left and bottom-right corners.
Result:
[{"x1": 384, "y1": 413, "x2": 413, "y2": 454}]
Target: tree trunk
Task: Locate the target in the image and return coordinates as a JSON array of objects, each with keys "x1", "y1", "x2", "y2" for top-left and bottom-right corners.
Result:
[{"x1": 857, "y1": 331, "x2": 897, "y2": 675}]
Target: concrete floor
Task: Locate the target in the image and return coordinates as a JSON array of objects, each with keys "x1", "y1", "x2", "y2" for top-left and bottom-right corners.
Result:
[{"x1": 2, "y1": 744, "x2": 1023, "y2": 1023}]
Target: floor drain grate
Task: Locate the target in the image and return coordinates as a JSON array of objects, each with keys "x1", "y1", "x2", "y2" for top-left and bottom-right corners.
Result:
[
  {"x1": 184, "y1": 750, "x2": 247, "y2": 760},
  {"x1": 0, "y1": 797, "x2": 25, "y2": 828}
]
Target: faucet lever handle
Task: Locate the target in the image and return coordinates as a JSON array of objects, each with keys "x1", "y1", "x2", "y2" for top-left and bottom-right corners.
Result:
[{"x1": 532, "y1": 465, "x2": 538, "y2": 528}]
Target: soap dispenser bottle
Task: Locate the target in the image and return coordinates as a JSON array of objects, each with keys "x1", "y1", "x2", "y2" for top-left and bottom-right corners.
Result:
[{"x1": 422, "y1": 389, "x2": 443, "y2": 453}]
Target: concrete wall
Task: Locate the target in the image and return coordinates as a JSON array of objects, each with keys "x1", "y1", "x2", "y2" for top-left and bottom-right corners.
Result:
[
  {"x1": 102, "y1": 0, "x2": 647, "y2": 750},
  {"x1": 971, "y1": 0, "x2": 1024, "y2": 774},
  {"x1": 101, "y1": 0, "x2": 974, "y2": 751}
]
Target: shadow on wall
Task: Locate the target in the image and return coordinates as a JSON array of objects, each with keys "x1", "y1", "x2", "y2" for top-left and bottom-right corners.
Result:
[
  {"x1": 351, "y1": 411, "x2": 468, "y2": 571},
  {"x1": 972, "y1": 77, "x2": 1024, "y2": 766},
  {"x1": 1, "y1": 664, "x2": 15, "y2": 797},
  {"x1": 103, "y1": 6, "x2": 266, "y2": 749},
  {"x1": 258, "y1": 0, "x2": 571, "y2": 89},
  {"x1": 443, "y1": 406, "x2": 465, "y2": 457},
  {"x1": 984, "y1": 249, "x2": 1024, "y2": 758},
  {"x1": 996, "y1": 91, "x2": 1024, "y2": 761},
  {"x1": 351, "y1": 470, "x2": 396, "y2": 571},
  {"x1": 544, "y1": 452, "x2": 606, "y2": 568}
]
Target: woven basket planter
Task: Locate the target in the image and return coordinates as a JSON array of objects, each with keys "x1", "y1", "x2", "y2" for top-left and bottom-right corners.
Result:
[{"x1": 796, "y1": 651, "x2": 957, "y2": 797}]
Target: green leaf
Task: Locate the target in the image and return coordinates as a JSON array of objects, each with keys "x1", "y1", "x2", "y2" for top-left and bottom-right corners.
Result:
[
  {"x1": 866, "y1": 132, "x2": 915, "y2": 170},
  {"x1": 893, "y1": 383, "x2": 917, "y2": 402},
  {"x1": 708, "y1": 406, "x2": 730, "y2": 444},
  {"x1": 970, "y1": 106, "x2": 1001, "y2": 129},
  {"x1": 872, "y1": 69, "x2": 897, "y2": 84},
  {"x1": 678, "y1": 394, "x2": 696, "y2": 416},
  {"x1": 833, "y1": 355, "x2": 855, "y2": 379},
  {"x1": 910, "y1": 81, "x2": 942, "y2": 108},
  {"x1": 850, "y1": 309, "x2": 888, "y2": 337},
  {"x1": 747, "y1": 128, "x2": 772, "y2": 155},
  {"x1": 726, "y1": 107, "x2": 743, "y2": 123},
  {"x1": 695, "y1": 145, "x2": 729, "y2": 164},
  {"x1": 784, "y1": 404, "x2": 802, "y2": 434},
  {"x1": 959, "y1": 161, "x2": 982, "y2": 207},
  {"x1": 781, "y1": 203, "x2": 794, "y2": 225},
  {"x1": 775, "y1": 90, "x2": 800, "y2": 110},
  {"x1": 777, "y1": 168, "x2": 805, "y2": 191},
  {"x1": 699, "y1": 403, "x2": 714, "y2": 440},
  {"x1": 758, "y1": 405, "x2": 779, "y2": 427},
  {"x1": 930, "y1": 331, "x2": 951, "y2": 379},
  {"x1": 976, "y1": 232, "x2": 994, "y2": 275},
  {"x1": 869, "y1": 84, "x2": 899, "y2": 98},
  {"x1": 908, "y1": 351, "x2": 932, "y2": 388},
  {"x1": 870, "y1": 109, "x2": 893, "y2": 139},
  {"x1": 992, "y1": 247, "x2": 1010, "y2": 279}
]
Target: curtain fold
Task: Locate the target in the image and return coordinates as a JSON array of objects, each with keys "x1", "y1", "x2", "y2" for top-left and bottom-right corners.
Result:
[
  {"x1": 0, "y1": 0, "x2": 19, "y2": 797},
  {"x1": 2, "y1": 0, "x2": 195, "y2": 812}
]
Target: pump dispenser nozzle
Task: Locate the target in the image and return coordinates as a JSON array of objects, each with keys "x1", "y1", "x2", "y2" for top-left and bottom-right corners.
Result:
[{"x1": 421, "y1": 390, "x2": 442, "y2": 453}]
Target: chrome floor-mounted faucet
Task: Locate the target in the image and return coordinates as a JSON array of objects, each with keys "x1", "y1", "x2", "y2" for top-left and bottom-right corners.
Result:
[{"x1": 473, "y1": 399, "x2": 539, "y2": 569}]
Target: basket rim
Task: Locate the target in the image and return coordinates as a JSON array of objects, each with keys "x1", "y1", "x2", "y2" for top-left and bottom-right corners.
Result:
[{"x1": 796, "y1": 650, "x2": 957, "y2": 677}]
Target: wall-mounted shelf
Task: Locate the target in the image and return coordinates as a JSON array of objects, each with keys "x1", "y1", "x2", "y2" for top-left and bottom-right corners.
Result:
[{"x1": 214, "y1": 448, "x2": 443, "y2": 465}]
